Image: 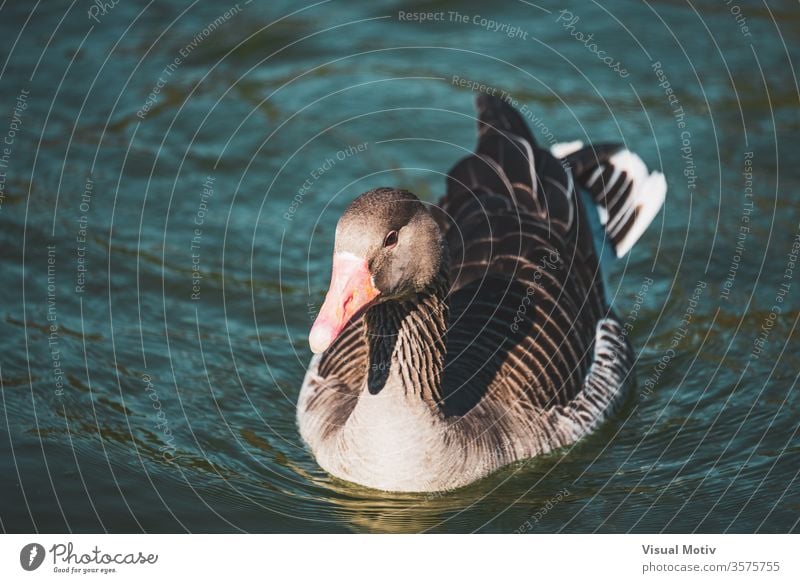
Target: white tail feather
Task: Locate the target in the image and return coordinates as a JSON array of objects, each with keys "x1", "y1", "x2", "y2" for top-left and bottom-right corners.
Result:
[
  {"x1": 550, "y1": 140, "x2": 584, "y2": 159},
  {"x1": 613, "y1": 170, "x2": 666, "y2": 257}
]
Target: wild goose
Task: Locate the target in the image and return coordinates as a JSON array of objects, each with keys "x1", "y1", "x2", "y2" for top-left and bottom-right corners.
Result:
[{"x1": 298, "y1": 94, "x2": 666, "y2": 492}]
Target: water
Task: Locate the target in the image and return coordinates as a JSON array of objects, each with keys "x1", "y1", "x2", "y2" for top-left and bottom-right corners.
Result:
[{"x1": 1, "y1": 0, "x2": 798, "y2": 533}]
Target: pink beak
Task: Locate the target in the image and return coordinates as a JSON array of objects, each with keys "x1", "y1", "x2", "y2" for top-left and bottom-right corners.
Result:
[{"x1": 309, "y1": 253, "x2": 380, "y2": 354}]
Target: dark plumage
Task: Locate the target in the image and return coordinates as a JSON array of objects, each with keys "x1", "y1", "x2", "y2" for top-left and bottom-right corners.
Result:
[{"x1": 298, "y1": 94, "x2": 666, "y2": 492}]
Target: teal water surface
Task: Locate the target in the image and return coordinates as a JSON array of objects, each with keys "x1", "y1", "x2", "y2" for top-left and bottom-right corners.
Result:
[{"x1": 0, "y1": 0, "x2": 798, "y2": 533}]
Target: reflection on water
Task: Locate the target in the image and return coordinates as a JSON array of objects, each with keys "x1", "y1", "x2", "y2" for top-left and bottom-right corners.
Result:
[{"x1": 0, "y1": 0, "x2": 798, "y2": 533}]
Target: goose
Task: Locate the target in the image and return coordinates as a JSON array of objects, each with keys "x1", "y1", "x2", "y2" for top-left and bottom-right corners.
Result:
[{"x1": 298, "y1": 94, "x2": 666, "y2": 492}]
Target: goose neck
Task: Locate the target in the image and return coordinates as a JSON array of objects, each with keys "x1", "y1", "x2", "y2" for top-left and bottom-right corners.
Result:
[{"x1": 363, "y1": 275, "x2": 449, "y2": 401}]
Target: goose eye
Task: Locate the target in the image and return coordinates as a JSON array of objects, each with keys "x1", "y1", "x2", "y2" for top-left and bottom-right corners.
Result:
[{"x1": 383, "y1": 230, "x2": 398, "y2": 248}]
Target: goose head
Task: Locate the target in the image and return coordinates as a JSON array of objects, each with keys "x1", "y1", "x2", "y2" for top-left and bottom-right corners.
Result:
[{"x1": 309, "y1": 188, "x2": 444, "y2": 354}]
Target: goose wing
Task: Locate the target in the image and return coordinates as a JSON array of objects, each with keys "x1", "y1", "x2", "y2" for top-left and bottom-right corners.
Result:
[{"x1": 436, "y1": 95, "x2": 622, "y2": 449}]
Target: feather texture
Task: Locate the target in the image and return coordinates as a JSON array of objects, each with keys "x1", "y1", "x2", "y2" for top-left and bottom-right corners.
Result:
[{"x1": 297, "y1": 95, "x2": 663, "y2": 492}]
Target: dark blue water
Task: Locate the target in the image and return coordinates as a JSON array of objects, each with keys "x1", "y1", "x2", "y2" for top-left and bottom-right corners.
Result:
[{"x1": 1, "y1": 0, "x2": 798, "y2": 533}]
